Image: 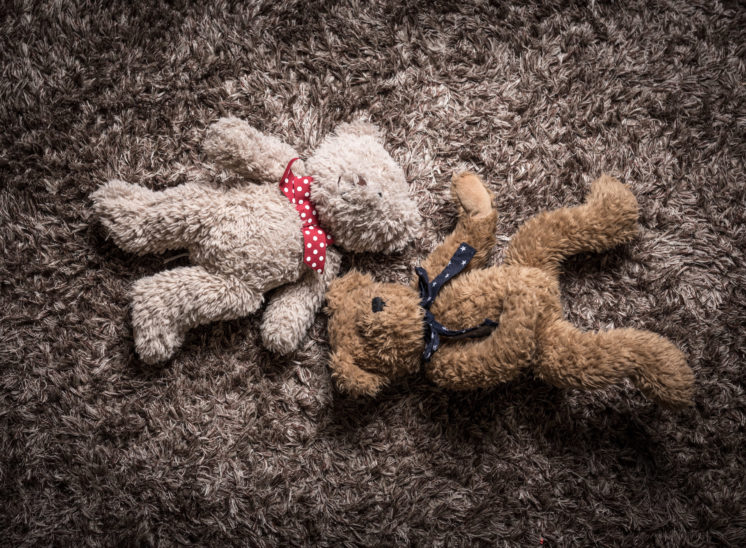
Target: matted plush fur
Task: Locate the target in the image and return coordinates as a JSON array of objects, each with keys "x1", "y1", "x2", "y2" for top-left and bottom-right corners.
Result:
[{"x1": 1, "y1": 0, "x2": 745, "y2": 545}]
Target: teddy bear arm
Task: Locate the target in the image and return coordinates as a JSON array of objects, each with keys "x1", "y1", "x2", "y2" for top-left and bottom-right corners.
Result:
[
  {"x1": 415, "y1": 172, "x2": 497, "y2": 284},
  {"x1": 329, "y1": 348, "x2": 389, "y2": 397},
  {"x1": 417, "y1": 210, "x2": 498, "y2": 285},
  {"x1": 203, "y1": 117, "x2": 303, "y2": 182},
  {"x1": 260, "y1": 248, "x2": 342, "y2": 354},
  {"x1": 425, "y1": 293, "x2": 537, "y2": 390},
  {"x1": 451, "y1": 171, "x2": 494, "y2": 218}
]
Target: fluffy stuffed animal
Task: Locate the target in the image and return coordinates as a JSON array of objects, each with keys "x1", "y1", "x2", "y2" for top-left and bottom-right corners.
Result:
[
  {"x1": 92, "y1": 117, "x2": 420, "y2": 364},
  {"x1": 326, "y1": 172, "x2": 694, "y2": 406}
]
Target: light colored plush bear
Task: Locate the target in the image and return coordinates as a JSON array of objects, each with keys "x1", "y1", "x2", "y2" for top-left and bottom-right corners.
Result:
[{"x1": 91, "y1": 117, "x2": 420, "y2": 364}]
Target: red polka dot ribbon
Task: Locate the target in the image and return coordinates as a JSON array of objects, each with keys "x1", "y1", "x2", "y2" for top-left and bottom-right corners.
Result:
[{"x1": 279, "y1": 158, "x2": 334, "y2": 274}]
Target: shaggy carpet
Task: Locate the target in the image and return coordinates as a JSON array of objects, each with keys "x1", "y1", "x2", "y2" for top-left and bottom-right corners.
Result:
[{"x1": 2, "y1": 0, "x2": 745, "y2": 545}]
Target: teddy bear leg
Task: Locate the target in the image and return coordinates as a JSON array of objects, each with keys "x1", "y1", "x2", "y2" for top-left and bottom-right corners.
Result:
[
  {"x1": 536, "y1": 320, "x2": 694, "y2": 406},
  {"x1": 91, "y1": 180, "x2": 205, "y2": 255},
  {"x1": 425, "y1": 295, "x2": 537, "y2": 390},
  {"x1": 504, "y1": 174, "x2": 639, "y2": 274},
  {"x1": 131, "y1": 266, "x2": 263, "y2": 364}
]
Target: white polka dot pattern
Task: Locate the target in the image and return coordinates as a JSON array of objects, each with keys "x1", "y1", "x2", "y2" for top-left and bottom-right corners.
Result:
[{"x1": 279, "y1": 158, "x2": 334, "y2": 274}]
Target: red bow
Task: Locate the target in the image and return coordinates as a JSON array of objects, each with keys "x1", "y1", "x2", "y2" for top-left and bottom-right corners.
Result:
[{"x1": 279, "y1": 159, "x2": 334, "y2": 274}]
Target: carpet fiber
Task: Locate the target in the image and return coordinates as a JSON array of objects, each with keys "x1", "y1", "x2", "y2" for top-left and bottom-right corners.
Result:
[{"x1": 2, "y1": 0, "x2": 745, "y2": 545}]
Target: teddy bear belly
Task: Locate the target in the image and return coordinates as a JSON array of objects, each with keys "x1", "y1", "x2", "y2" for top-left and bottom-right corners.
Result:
[
  {"x1": 429, "y1": 266, "x2": 561, "y2": 333},
  {"x1": 189, "y1": 187, "x2": 306, "y2": 289}
]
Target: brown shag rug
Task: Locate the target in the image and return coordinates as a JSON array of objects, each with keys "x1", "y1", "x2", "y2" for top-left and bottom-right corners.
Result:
[{"x1": 2, "y1": 0, "x2": 745, "y2": 545}]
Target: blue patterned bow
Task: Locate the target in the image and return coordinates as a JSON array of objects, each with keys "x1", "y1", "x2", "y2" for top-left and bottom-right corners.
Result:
[{"x1": 416, "y1": 243, "x2": 499, "y2": 361}]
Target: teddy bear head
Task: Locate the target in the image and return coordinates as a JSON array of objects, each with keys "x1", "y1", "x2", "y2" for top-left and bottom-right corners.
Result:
[
  {"x1": 325, "y1": 270, "x2": 425, "y2": 396},
  {"x1": 306, "y1": 120, "x2": 421, "y2": 254}
]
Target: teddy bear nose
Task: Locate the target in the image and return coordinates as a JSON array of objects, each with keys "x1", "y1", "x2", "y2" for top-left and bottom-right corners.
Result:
[{"x1": 371, "y1": 297, "x2": 386, "y2": 312}]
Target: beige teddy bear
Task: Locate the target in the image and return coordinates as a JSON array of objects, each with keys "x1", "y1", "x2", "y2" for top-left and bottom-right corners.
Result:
[{"x1": 91, "y1": 117, "x2": 420, "y2": 364}]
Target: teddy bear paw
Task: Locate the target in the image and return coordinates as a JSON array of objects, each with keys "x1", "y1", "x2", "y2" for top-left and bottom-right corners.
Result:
[
  {"x1": 132, "y1": 298, "x2": 185, "y2": 365},
  {"x1": 261, "y1": 328, "x2": 303, "y2": 355},
  {"x1": 451, "y1": 171, "x2": 493, "y2": 217},
  {"x1": 91, "y1": 179, "x2": 149, "y2": 210},
  {"x1": 135, "y1": 326, "x2": 183, "y2": 365},
  {"x1": 260, "y1": 316, "x2": 306, "y2": 355}
]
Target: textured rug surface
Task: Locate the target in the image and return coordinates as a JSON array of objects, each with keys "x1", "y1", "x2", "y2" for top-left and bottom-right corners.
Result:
[{"x1": 2, "y1": 0, "x2": 745, "y2": 545}]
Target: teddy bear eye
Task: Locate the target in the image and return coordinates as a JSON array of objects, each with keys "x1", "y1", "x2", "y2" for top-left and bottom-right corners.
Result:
[{"x1": 371, "y1": 297, "x2": 385, "y2": 312}]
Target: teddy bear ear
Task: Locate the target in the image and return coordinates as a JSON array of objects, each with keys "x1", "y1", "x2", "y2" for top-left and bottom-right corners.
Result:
[
  {"x1": 332, "y1": 118, "x2": 385, "y2": 143},
  {"x1": 329, "y1": 350, "x2": 388, "y2": 397},
  {"x1": 326, "y1": 270, "x2": 375, "y2": 312}
]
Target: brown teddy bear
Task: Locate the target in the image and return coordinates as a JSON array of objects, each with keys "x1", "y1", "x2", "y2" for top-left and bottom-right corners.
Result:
[
  {"x1": 91, "y1": 117, "x2": 420, "y2": 364},
  {"x1": 326, "y1": 171, "x2": 694, "y2": 406}
]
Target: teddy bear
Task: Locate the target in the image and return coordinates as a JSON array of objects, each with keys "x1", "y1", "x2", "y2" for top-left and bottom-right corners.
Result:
[
  {"x1": 325, "y1": 171, "x2": 694, "y2": 406},
  {"x1": 91, "y1": 117, "x2": 420, "y2": 364}
]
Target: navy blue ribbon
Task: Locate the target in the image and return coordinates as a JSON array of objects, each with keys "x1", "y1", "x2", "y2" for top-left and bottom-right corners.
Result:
[{"x1": 416, "y1": 243, "x2": 499, "y2": 361}]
